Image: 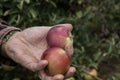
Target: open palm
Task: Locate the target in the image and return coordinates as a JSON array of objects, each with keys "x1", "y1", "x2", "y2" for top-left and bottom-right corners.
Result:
[{"x1": 4, "y1": 24, "x2": 76, "y2": 80}]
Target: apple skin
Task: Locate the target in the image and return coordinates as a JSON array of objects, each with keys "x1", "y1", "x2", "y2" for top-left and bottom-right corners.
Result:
[
  {"x1": 47, "y1": 26, "x2": 72, "y2": 48},
  {"x1": 41, "y1": 47, "x2": 70, "y2": 76},
  {"x1": 84, "y1": 69, "x2": 98, "y2": 80}
]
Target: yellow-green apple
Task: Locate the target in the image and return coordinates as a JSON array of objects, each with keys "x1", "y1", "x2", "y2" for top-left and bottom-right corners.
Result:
[
  {"x1": 65, "y1": 77, "x2": 75, "y2": 80},
  {"x1": 47, "y1": 26, "x2": 73, "y2": 48},
  {"x1": 41, "y1": 47, "x2": 70, "y2": 76},
  {"x1": 84, "y1": 69, "x2": 98, "y2": 80}
]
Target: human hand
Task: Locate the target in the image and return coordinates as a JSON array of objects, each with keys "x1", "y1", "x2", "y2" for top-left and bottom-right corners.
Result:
[{"x1": 4, "y1": 23, "x2": 76, "y2": 80}]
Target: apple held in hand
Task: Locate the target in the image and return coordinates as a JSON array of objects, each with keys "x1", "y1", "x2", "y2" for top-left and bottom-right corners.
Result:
[
  {"x1": 41, "y1": 47, "x2": 70, "y2": 76},
  {"x1": 47, "y1": 26, "x2": 73, "y2": 48}
]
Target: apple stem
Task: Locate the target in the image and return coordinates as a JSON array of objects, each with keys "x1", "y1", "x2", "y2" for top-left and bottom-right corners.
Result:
[{"x1": 71, "y1": 64, "x2": 103, "y2": 80}]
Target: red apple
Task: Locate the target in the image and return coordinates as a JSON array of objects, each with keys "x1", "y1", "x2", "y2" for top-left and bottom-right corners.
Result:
[
  {"x1": 47, "y1": 26, "x2": 73, "y2": 48},
  {"x1": 41, "y1": 47, "x2": 70, "y2": 76}
]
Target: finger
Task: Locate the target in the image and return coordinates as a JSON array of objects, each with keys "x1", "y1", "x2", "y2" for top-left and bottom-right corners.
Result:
[
  {"x1": 53, "y1": 74, "x2": 64, "y2": 80},
  {"x1": 65, "y1": 67, "x2": 76, "y2": 78},
  {"x1": 26, "y1": 60, "x2": 48, "y2": 72},
  {"x1": 39, "y1": 70, "x2": 64, "y2": 80},
  {"x1": 65, "y1": 40, "x2": 74, "y2": 57},
  {"x1": 38, "y1": 70, "x2": 52, "y2": 80},
  {"x1": 53, "y1": 23, "x2": 73, "y2": 31},
  {"x1": 38, "y1": 60, "x2": 48, "y2": 70}
]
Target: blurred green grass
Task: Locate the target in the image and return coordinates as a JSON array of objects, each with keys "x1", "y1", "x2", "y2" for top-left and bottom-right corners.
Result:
[{"x1": 0, "y1": 0, "x2": 120, "y2": 80}]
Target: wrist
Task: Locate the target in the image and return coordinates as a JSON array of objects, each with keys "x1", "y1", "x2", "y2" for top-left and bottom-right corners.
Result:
[
  {"x1": 0, "y1": 25, "x2": 21, "y2": 66},
  {"x1": 0, "y1": 25, "x2": 21, "y2": 57}
]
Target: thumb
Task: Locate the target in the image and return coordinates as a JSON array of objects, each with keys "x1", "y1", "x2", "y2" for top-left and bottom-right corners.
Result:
[
  {"x1": 27, "y1": 60, "x2": 48, "y2": 72},
  {"x1": 53, "y1": 23, "x2": 73, "y2": 31}
]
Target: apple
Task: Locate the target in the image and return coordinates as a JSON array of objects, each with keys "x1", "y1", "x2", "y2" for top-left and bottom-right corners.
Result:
[
  {"x1": 41, "y1": 47, "x2": 70, "y2": 76},
  {"x1": 47, "y1": 26, "x2": 73, "y2": 48},
  {"x1": 65, "y1": 77, "x2": 75, "y2": 80},
  {"x1": 84, "y1": 69, "x2": 98, "y2": 80},
  {"x1": 1, "y1": 64, "x2": 15, "y2": 71}
]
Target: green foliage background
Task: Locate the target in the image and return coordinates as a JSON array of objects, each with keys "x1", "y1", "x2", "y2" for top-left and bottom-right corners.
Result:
[{"x1": 0, "y1": 0, "x2": 120, "y2": 80}]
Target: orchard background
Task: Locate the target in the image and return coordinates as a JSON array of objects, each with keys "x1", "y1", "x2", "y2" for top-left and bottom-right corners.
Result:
[{"x1": 0, "y1": 0, "x2": 120, "y2": 80}]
